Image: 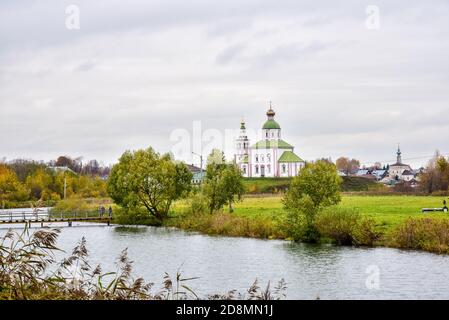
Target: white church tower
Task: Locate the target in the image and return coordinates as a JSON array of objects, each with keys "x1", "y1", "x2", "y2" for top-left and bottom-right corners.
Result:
[{"x1": 235, "y1": 119, "x2": 250, "y2": 177}]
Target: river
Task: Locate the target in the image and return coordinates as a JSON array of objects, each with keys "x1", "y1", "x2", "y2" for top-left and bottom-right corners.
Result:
[{"x1": 1, "y1": 222, "x2": 449, "y2": 299}]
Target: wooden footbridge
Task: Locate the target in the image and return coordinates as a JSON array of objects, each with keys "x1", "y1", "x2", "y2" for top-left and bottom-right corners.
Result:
[{"x1": 0, "y1": 208, "x2": 112, "y2": 227}]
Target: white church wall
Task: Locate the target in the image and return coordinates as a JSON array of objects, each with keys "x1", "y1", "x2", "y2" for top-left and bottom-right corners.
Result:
[{"x1": 251, "y1": 148, "x2": 277, "y2": 177}]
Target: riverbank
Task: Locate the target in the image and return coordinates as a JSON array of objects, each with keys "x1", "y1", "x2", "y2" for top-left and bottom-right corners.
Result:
[
  {"x1": 169, "y1": 194, "x2": 447, "y2": 233},
  {"x1": 164, "y1": 194, "x2": 449, "y2": 253},
  {"x1": 38, "y1": 194, "x2": 449, "y2": 254}
]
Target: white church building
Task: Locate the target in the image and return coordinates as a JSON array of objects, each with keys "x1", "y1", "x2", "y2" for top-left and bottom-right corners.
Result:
[{"x1": 235, "y1": 104, "x2": 305, "y2": 178}]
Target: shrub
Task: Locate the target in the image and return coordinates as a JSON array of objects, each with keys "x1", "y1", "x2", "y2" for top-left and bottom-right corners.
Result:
[
  {"x1": 430, "y1": 190, "x2": 449, "y2": 197},
  {"x1": 352, "y1": 217, "x2": 381, "y2": 246},
  {"x1": 166, "y1": 212, "x2": 284, "y2": 239},
  {"x1": 184, "y1": 192, "x2": 208, "y2": 216},
  {"x1": 282, "y1": 195, "x2": 320, "y2": 242},
  {"x1": 113, "y1": 207, "x2": 158, "y2": 226},
  {"x1": 390, "y1": 217, "x2": 449, "y2": 254},
  {"x1": 315, "y1": 207, "x2": 360, "y2": 245},
  {"x1": 51, "y1": 197, "x2": 92, "y2": 214},
  {"x1": 314, "y1": 207, "x2": 381, "y2": 246}
]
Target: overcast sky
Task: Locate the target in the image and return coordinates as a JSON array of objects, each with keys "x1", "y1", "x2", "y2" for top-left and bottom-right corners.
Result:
[{"x1": 1, "y1": 0, "x2": 448, "y2": 168}]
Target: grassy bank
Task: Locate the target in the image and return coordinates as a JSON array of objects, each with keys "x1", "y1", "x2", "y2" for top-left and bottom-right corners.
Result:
[
  {"x1": 166, "y1": 194, "x2": 449, "y2": 253},
  {"x1": 46, "y1": 194, "x2": 449, "y2": 254},
  {"x1": 172, "y1": 195, "x2": 447, "y2": 232},
  {"x1": 243, "y1": 176, "x2": 383, "y2": 194}
]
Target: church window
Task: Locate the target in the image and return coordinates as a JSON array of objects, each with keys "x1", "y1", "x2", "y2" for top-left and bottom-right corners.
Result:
[
  {"x1": 267, "y1": 154, "x2": 271, "y2": 162},
  {"x1": 255, "y1": 154, "x2": 259, "y2": 162},
  {"x1": 267, "y1": 165, "x2": 271, "y2": 173},
  {"x1": 261, "y1": 155, "x2": 264, "y2": 162},
  {"x1": 243, "y1": 166, "x2": 246, "y2": 174},
  {"x1": 266, "y1": 131, "x2": 269, "y2": 138},
  {"x1": 282, "y1": 164, "x2": 286, "y2": 173},
  {"x1": 255, "y1": 165, "x2": 259, "y2": 174},
  {"x1": 271, "y1": 132, "x2": 274, "y2": 137}
]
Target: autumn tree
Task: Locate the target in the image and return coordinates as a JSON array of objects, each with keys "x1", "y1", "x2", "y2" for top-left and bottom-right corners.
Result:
[
  {"x1": 336, "y1": 157, "x2": 360, "y2": 175},
  {"x1": 7, "y1": 159, "x2": 46, "y2": 182},
  {"x1": 25, "y1": 168, "x2": 56, "y2": 200},
  {"x1": 0, "y1": 164, "x2": 28, "y2": 207},
  {"x1": 419, "y1": 151, "x2": 449, "y2": 193}
]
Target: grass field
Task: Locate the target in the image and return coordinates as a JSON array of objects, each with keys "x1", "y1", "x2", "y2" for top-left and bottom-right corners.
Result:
[
  {"x1": 242, "y1": 176, "x2": 380, "y2": 193},
  {"x1": 196, "y1": 194, "x2": 449, "y2": 234}
]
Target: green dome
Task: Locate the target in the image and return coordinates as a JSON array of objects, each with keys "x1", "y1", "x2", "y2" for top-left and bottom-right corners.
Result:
[{"x1": 262, "y1": 119, "x2": 281, "y2": 129}]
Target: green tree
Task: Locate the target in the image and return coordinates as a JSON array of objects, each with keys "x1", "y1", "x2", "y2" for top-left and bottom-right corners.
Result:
[
  {"x1": 203, "y1": 151, "x2": 244, "y2": 213},
  {"x1": 203, "y1": 162, "x2": 227, "y2": 214},
  {"x1": 206, "y1": 149, "x2": 225, "y2": 166},
  {"x1": 283, "y1": 160, "x2": 342, "y2": 242},
  {"x1": 107, "y1": 147, "x2": 192, "y2": 222},
  {"x1": 221, "y1": 164, "x2": 245, "y2": 212}
]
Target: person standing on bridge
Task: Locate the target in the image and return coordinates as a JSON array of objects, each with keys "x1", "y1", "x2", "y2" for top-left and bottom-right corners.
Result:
[
  {"x1": 108, "y1": 206, "x2": 113, "y2": 218},
  {"x1": 100, "y1": 206, "x2": 105, "y2": 218}
]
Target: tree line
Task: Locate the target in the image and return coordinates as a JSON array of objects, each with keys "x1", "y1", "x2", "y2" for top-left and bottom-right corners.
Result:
[
  {"x1": 107, "y1": 148, "x2": 244, "y2": 224},
  {"x1": 0, "y1": 157, "x2": 110, "y2": 208}
]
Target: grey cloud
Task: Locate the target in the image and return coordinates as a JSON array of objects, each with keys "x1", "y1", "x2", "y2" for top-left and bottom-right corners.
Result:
[
  {"x1": 1, "y1": 0, "x2": 449, "y2": 167},
  {"x1": 74, "y1": 60, "x2": 96, "y2": 72},
  {"x1": 215, "y1": 44, "x2": 246, "y2": 65}
]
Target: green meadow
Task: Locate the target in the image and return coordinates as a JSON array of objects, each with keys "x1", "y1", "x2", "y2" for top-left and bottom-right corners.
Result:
[
  {"x1": 173, "y1": 194, "x2": 448, "y2": 236},
  {"x1": 236, "y1": 195, "x2": 446, "y2": 231}
]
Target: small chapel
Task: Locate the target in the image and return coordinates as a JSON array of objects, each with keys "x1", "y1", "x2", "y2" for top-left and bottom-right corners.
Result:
[{"x1": 235, "y1": 103, "x2": 305, "y2": 178}]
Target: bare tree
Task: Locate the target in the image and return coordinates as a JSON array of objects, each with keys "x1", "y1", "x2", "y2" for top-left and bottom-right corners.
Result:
[{"x1": 336, "y1": 157, "x2": 360, "y2": 175}]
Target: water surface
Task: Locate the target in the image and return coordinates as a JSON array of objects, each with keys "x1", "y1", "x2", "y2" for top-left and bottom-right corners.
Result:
[{"x1": 2, "y1": 223, "x2": 449, "y2": 299}]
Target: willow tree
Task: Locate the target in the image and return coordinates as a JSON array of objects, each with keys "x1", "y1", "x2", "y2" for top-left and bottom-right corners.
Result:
[{"x1": 107, "y1": 147, "x2": 192, "y2": 222}]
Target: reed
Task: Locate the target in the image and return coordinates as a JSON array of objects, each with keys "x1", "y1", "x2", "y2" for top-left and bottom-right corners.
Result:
[{"x1": 0, "y1": 227, "x2": 286, "y2": 300}]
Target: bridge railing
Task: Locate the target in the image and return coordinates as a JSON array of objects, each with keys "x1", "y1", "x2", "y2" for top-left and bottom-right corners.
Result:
[
  {"x1": 0, "y1": 210, "x2": 112, "y2": 222},
  {"x1": 0, "y1": 211, "x2": 49, "y2": 222}
]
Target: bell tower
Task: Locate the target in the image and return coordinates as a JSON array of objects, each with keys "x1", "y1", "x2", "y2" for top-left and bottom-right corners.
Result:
[{"x1": 235, "y1": 118, "x2": 249, "y2": 162}]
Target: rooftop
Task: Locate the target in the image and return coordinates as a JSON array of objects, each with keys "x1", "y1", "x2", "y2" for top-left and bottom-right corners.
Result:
[
  {"x1": 262, "y1": 119, "x2": 281, "y2": 129},
  {"x1": 278, "y1": 150, "x2": 303, "y2": 163},
  {"x1": 252, "y1": 139, "x2": 293, "y2": 149}
]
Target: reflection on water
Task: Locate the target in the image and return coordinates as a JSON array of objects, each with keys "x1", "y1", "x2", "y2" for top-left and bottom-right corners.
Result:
[
  {"x1": 114, "y1": 226, "x2": 149, "y2": 234},
  {"x1": 2, "y1": 223, "x2": 449, "y2": 299}
]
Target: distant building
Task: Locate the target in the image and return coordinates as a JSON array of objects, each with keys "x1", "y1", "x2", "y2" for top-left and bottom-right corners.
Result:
[
  {"x1": 355, "y1": 169, "x2": 369, "y2": 176},
  {"x1": 48, "y1": 166, "x2": 76, "y2": 174},
  {"x1": 186, "y1": 164, "x2": 205, "y2": 184},
  {"x1": 377, "y1": 146, "x2": 419, "y2": 186},
  {"x1": 372, "y1": 169, "x2": 388, "y2": 181},
  {"x1": 401, "y1": 169, "x2": 415, "y2": 182},
  {"x1": 388, "y1": 146, "x2": 413, "y2": 181},
  {"x1": 235, "y1": 103, "x2": 305, "y2": 178}
]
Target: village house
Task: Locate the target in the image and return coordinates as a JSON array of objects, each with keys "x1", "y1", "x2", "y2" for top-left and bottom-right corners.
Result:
[{"x1": 345, "y1": 147, "x2": 420, "y2": 187}]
